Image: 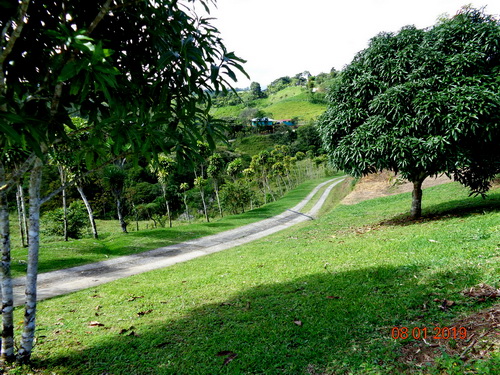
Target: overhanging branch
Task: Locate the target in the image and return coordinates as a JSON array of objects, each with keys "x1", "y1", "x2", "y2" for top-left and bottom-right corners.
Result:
[
  {"x1": 0, "y1": 153, "x2": 37, "y2": 194},
  {"x1": 86, "y1": 0, "x2": 113, "y2": 36},
  {"x1": 40, "y1": 151, "x2": 132, "y2": 205}
]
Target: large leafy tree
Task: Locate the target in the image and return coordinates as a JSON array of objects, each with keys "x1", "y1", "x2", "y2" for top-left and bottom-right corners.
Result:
[
  {"x1": 318, "y1": 7, "x2": 500, "y2": 218},
  {"x1": 0, "y1": 0, "x2": 246, "y2": 363}
]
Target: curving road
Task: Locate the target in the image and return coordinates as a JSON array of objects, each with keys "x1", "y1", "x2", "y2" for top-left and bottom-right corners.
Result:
[{"x1": 12, "y1": 176, "x2": 346, "y2": 306}]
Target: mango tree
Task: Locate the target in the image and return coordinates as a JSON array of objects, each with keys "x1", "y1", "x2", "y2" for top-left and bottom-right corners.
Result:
[{"x1": 317, "y1": 7, "x2": 500, "y2": 218}]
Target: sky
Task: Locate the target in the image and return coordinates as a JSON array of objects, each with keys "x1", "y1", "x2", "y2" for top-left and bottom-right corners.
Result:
[{"x1": 201, "y1": 0, "x2": 500, "y2": 89}]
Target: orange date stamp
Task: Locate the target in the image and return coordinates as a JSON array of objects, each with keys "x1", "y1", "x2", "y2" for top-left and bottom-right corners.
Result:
[{"x1": 391, "y1": 326, "x2": 467, "y2": 340}]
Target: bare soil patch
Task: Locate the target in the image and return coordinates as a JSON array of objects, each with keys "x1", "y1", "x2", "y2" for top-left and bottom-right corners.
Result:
[
  {"x1": 400, "y1": 285, "x2": 499, "y2": 371},
  {"x1": 341, "y1": 171, "x2": 453, "y2": 205}
]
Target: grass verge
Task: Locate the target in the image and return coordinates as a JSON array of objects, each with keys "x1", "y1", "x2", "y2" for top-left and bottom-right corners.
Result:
[
  {"x1": 8, "y1": 176, "x2": 341, "y2": 278},
  {"x1": 5, "y1": 181, "x2": 499, "y2": 374}
]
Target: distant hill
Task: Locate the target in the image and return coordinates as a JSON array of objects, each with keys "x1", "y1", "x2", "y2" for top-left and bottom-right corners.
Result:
[{"x1": 211, "y1": 86, "x2": 328, "y2": 125}]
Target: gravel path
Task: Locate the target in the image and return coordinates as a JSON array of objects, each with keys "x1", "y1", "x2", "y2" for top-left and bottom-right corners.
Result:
[{"x1": 12, "y1": 176, "x2": 346, "y2": 306}]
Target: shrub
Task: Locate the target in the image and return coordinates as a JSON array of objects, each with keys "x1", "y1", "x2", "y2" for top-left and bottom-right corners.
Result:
[
  {"x1": 42, "y1": 201, "x2": 89, "y2": 239},
  {"x1": 220, "y1": 182, "x2": 254, "y2": 214}
]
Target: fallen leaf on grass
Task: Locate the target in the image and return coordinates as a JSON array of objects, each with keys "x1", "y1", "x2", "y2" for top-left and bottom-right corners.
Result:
[
  {"x1": 88, "y1": 321, "x2": 104, "y2": 327},
  {"x1": 433, "y1": 299, "x2": 455, "y2": 311},
  {"x1": 462, "y1": 284, "x2": 500, "y2": 300},
  {"x1": 127, "y1": 295, "x2": 144, "y2": 302},
  {"x1": 293, "y1": 320, "x2": 303, "y2": 326},
  {"x1": 137, "y1": 309, "x2": 153, "y2": 317},
  {"x1": 216, "y1": 351, "x2": 237, "y2": 366}
]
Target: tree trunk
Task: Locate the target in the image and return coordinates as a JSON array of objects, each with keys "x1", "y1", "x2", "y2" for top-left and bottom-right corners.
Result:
[
  {"x1": 17, "y1": 158, "x2": 43, "y2": 364},
  {"x1": 259, "y1": 181, "x2": 267, "y2": 205},
  {"x1": 58, "y1": 167, "x2": 68, "y2": 242},
  {"x1": 18, "y1": 183, "x2": 28, "y2": 247},
  {"x1": 116, "y1": 198, "x2": 127, "y2": 233},
  {"x1": 161, "y1": 185, "x2": 172, "y2": 228},
  {"x1": 77, "y1": 185, "x2": 98, "y2": 239},
  {"x1": 265, "y1": 177, "x2": 276, "y2": 202},
  {"x1": 0, "y1": 164, "x2": 15, "y2": 363},
  {"x1": 213, "y1": 181, "x2": 223, "y2": 218},
  {"x1": 411, "y1": 176, "x2": 426, "y2": 219},
  {"x1": 183, "y1": 195, "x2": 190, "y2": 223},
  {"x1": 15, "y1": 184, "x2": 27, "y2": 247},
  {"x1": 199, "y1": 189, "x2": 209, "y2": 223},
  {"x1": 166, "y1": 200, "x2": 172, "y2": 228}
]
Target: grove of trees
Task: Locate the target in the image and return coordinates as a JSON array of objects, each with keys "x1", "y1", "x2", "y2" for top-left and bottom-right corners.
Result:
[
  {"x1": 0, "y1": 0, "x2": 247, "y2": 364},
  {"x1": 318, "y1": 7, "x2": 500, "y2": 218}
]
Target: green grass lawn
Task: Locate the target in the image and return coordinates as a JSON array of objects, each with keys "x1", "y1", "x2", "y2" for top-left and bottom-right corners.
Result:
[
  {"x1": 264, "y1": 99, "x2": 326, "y2": 123},
  {"x1": 6, "y1": 182, "x2": 500, "y2": 374},
  {"x1": 8, "y1": 176, "x2": 342, "y2": 278}
]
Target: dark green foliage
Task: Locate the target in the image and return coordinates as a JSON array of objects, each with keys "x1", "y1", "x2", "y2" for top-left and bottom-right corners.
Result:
[
  {"x1": 1, "y1": 0, "x2": 248, "y2": 173},
  {"x1": 270, "y1": 124, "x2": 297, "y2": 145},
  {"x1": 126, "y1": 182, "x2": 161, "y2": 206},
  {"x1": 239, "y1": 107, "x2": 266, "y2": 124},
  {"x1": 219, "y1": 181, "x2": 254, "y2": 213},
  {"x1": 42, "y1": 201, "x2": 88, "y2": 239},
  {"x1": 250, "y1": 82, "x2": 265, "y2": 99},
  {"x1": 293, "y1": 124, "x2": 322, "y2": 154},
  {"x1": 101, "y1": 165, "x2": 127, "y2": 200},
  {"x1": 267, "y1": 76, "x2": 292, "y2": 95},
  {"x1": 318, "y1": 7, "x2": 500, "y2": 215}
]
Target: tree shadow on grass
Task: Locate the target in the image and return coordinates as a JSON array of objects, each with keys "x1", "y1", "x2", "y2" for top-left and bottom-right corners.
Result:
[
  {"x1": 11, "y1": 257, "x2": 98, "y2": 277},
  {"x1": 381, "y1": 192, "x2": 500, "y2": 227},
  {"x1": 31, "y1": 264, "x2": 488, "y2": 375}
]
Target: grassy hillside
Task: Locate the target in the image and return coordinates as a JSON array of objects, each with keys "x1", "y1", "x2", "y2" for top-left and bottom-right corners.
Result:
[
  {"x1": 230, "y1": 133, "x2": 275, "y2": 155},
  {"x1": 10, "y1": 182, "x2": 499, "y2": 374},
  {"x1": 211, "y1": 86, "x2": 327, "y2": 124}
]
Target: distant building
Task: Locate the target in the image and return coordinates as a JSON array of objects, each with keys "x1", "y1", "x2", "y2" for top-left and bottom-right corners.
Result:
[
  {"x1": 277, "y1": 119, "x2": 294, "y2": 126},
  {"x1": 251, "y1": 118, "x2": 295, "y2": 127},
  {"x1": 251, "y1": 117, "x2": 276, "y2": 126}
]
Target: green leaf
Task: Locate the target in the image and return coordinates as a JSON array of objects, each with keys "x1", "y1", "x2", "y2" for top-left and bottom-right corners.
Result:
[{"x1": 58, "y1": 61, "x2": 79, "y2": 82}]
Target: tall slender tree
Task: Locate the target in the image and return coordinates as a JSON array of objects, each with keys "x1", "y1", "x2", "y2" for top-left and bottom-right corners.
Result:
[
  {"x1": 149, "y1": 154, "x2": 176, "y2": 228},
  {"x1": 102, "y1": 163, "x2": 128, "y2": 233},
  {"x1": 194, "y1": 176, "x2": 210, "y2": 222},
  {"x1": 207, "y1": 153, "x2": 226, "y2": 217},
  {"x1": 179, "y1": 182, "x2": 191, "y2": 222},
  {"x1": 0, "y1": 0, "x2": 246, "y2": 363}
]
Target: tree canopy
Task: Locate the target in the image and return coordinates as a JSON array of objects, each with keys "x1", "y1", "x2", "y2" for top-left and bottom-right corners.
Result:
[
  {"x1": 1, "y1": 0, "x2": 247, "y2": 175},
  {"x1": 0, "y1": 0, "x2": 247, "y2": 363},
  {"x1": 317, "y1": 7, "x2": 500, "y2": 217}
]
